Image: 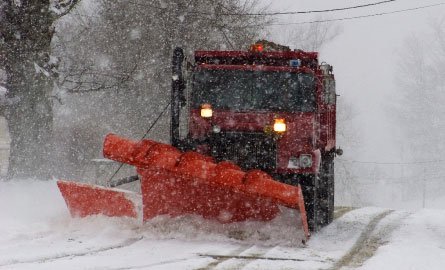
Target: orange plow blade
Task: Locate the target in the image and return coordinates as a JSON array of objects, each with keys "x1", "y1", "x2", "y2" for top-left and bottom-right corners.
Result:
[
  {"x1": 57, "y1": 180, "x2": 139, "y2": 219},
  {"x1": 58, "y1": 133, "x2": 309, "y2": 240}
]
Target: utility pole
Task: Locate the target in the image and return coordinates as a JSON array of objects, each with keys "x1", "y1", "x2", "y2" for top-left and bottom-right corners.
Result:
[{"x1": 422, "y1": 167, "x2": 426, "y2": 208}]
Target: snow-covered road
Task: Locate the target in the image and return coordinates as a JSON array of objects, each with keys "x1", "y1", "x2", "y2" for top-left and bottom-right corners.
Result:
[{"x1": 1, "y1": 180, "x2": 444, "y2": 269}]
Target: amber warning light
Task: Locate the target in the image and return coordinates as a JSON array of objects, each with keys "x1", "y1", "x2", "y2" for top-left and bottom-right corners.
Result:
[
  {"x1": 200, "y1": 104, "x2": 213, "y2": 118},
  {"x1": 273, "y1": 118, "x2": 286, "y2": 133}
]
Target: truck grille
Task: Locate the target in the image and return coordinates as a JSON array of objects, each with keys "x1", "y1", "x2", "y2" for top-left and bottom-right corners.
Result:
[{"x1": 210, "y1": 132, "x2": 277, "y2": 171}]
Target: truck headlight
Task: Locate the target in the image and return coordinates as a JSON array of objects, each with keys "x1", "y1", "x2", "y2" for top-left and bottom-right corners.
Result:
[
  {"x1": 299, "y1": 154, "x2": 312, "y2": 168},
  {"x1": 288, "y1": 156, "x2": 299, "y2": 168},
  {"x1": 200, "y1": 104, "x2": 213, "y2": 118},
  {"x1": 273, "y1": 118, "x2": 286, "y2": 133}
]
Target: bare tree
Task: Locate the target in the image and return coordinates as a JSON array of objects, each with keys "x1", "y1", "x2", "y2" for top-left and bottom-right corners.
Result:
[
  {"x1": 0, "y1": 0, "x2": 80, "y2": 179},
  {"x1": 395, "y1": 21, "x2": 445, "y2": 160},
  {"x1": 284, "y1": 18, "x2": 343, "y2": 52},
  {"x1": 47, "y1": 0, "x2": 271, "y2": 179},
  {"x1": 393, "y1": 16, "x2": 445, "y2": 204}
]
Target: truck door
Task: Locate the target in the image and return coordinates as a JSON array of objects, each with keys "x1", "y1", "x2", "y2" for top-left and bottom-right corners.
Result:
[{"x1": 321, "y1": 76, "x2": 336, "y2": 151}]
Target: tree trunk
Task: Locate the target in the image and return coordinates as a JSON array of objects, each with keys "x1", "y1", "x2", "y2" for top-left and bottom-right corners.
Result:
[
  {"x1": 5, "y1": 56, "x2": 53, "y2": 179},
  {"x1": 1, "y1": 1, "x2": 54, "y2": 179}
]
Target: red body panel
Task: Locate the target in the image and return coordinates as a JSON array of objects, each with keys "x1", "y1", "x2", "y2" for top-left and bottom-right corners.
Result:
[
  {"x1": 189, "y1": 110, "x2": 320, "y2": 173},
  {"x1": 195, "y1": 50, "x2": 318, "y2": 58},
  {"x1": 196, "y1": 64, "x2": 315, "y2": 73}
]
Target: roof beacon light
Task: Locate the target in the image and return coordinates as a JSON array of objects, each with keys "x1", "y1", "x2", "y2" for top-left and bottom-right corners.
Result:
[{"x1": 250, "y1": 43, "x2": 264, "y2": 52}]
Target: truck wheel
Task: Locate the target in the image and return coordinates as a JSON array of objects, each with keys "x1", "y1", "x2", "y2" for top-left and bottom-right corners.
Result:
[
  {"x1": 301, "y1": 174, "x2": 322, "y2": 232},
  {"x1": 274, "y1": 171, "x2": 332, "y2": 232},
  {"x1": 318, "y1": 152, "x2": 335, "y2": 226},
  {"x1": 302, "y1": 152, "x2": 335, "y2": 232}
]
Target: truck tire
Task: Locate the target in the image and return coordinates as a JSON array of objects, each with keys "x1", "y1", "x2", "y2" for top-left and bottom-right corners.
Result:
[
  {"x1": 301, "y1": 152, "x2": 335, "y2": 232},
  {"x1": 273, "y1": 166, "x2": 334, "y2": 232},
  {"x1": 318, "y1": 152, "x2": 335, "y2": 226},
  {"x1": 301, "y1": 176, "x2": 322, "y2": 232}
]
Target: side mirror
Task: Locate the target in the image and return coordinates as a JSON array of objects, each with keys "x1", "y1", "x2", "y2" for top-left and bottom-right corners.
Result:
[
  {"x1": 335, "y1": 148, "x2": 343, "y2": 156},
  {"x1": 172, "y1": 47, "x2": 186, "y2": 107}
]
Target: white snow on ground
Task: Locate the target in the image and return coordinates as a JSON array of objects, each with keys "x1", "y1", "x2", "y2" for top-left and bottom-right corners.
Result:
[
  {"x1": 1, "y1": 179, "x2": 445, "y2": 269},
  {"x1": 358, "y1": 210, "x2": 445, "y2": 270}
]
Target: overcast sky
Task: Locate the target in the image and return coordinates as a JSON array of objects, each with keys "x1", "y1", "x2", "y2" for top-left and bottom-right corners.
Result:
[{"x1": 261, "y1": 0, "x2": 445, "y2": 162}]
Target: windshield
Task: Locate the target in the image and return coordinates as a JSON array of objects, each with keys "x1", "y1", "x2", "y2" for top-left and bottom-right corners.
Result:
[{"x1": 191, "y1": 69, "x2": 315, "y2": 112}]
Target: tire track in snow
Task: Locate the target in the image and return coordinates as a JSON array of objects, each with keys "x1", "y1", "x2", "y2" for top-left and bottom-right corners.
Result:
[
  {"x1": 200, "y1": 246, "x2": 330, "y2": 270},
  {"x1": 334, "y1": 206, "x2": 356, "y2": 220},
  {"x1": 196, "y1": 245, "x2": 253, "y2": 270},
  {"x1": 105, "y1": 258, "x2": 199, "y2": 270},
  {"x1": 0, "y1": 236, "x2": 144, "y2": 268},
  {"x1": 197, "y1": 207, "x2": 355, "y2": 270},
  {"x1": 331, "y1": 210, "x2": 410, "y2": 270}
]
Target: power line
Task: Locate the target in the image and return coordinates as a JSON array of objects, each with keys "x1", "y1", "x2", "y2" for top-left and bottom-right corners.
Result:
[
  {"x1": 338, "y1": 158, "x2": 445, "y2": 165},
  {"x1": 270, "y1": 2, "x2": 445, "y2": 25},
  {"x1": 192, "y1": 0, "x2": 397, "y2": 16},
  {"x1": 348, "y1": 172, "x2": 445, "y2": 182},
  {"x1": 127, "y1": 0, "x2": 396, "y2": 17},
  {"x1": 108, "y1": 101, "x2": 170, "y2": 183}
]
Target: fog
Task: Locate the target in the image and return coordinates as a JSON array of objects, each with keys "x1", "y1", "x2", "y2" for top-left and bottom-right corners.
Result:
[
  {"x1": 1, "y1": 0, "x2": 444, "y2": 210},
  {"x1": 263, "y1": 0, "x2": 445, "y2": 209}
]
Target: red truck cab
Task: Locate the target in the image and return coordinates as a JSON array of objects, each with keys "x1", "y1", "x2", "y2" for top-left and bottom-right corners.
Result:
[{"x1": 171, "y1": 42, "x2": 340, "y2": 231}]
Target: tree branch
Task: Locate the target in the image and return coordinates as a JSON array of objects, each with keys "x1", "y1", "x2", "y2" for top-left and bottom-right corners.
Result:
[{"x1": 52, "y1": 0, "x2": 81, "y2": 19}]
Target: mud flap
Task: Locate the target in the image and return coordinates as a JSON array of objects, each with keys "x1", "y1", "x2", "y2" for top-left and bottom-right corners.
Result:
[{"x1": 57, "y1": 180, "x2": 139, "y2": 218}]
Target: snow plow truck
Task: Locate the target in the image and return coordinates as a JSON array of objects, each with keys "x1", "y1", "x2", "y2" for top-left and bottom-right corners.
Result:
[{"x1": 57, "y1": 41, "x2": 341, "y2": 241}]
